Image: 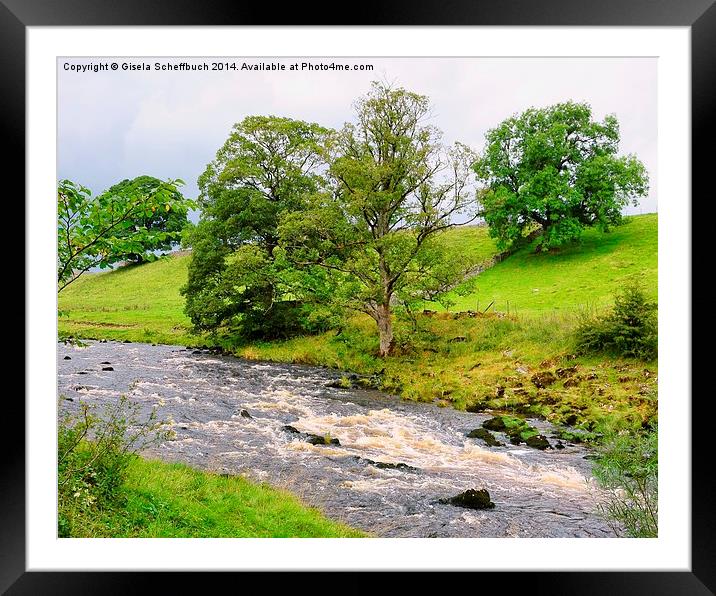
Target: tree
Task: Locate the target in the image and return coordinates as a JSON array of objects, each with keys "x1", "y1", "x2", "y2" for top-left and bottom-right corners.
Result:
[
  {"x1": 280, "y1": 82, "x2": 477, "y2": 356},
  {"x1": 473, "y1": 101, "x2": 649, "y2": 251},
  {"x1": 181, "y1": 116, "x2": 335, "y2": 338},
  {"x1": 57, "y1": 177, "x2": 190, "y2": 292},
  {"x1": 104, "y1": 176, "x2": 190, "y2": 262}
]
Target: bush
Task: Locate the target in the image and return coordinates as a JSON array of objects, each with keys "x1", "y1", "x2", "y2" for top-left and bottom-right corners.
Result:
[
  {"x1": 58, "y1": 395, "x2": 173, "y2": 537},
  {"x1": 575, "y1": 282, "x2": 657, "y2": 359},
  {"x1": 592, "y1": 424, "x2": 658, "y2": 537}
]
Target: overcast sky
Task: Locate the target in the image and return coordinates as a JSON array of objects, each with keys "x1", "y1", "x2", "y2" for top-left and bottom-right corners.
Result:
[{"x1": 58, "y1": 57, "x2": 657, "y2": 219}]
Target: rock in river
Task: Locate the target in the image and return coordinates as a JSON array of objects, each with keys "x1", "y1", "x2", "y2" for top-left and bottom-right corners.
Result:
[
  {"x1": 467, "y1": 428, "x2": 503, "y2": 447},
  {"x1": 441, "y1": 488, "x2": 495, "y2": 510}
]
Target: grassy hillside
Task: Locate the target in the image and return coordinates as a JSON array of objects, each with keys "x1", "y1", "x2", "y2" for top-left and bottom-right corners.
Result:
[
  {"x1": 59, "y1": 252, "x2": 195, "y2": 345},
  {"x1": 64, "y1": 456, "x2": 365, "y2": 538},
  {"x1": 446, "y1": 214, "x2": 657, "y2": 314}
]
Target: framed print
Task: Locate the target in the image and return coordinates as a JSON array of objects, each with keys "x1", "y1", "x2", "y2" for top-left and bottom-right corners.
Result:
[{"x1": 9, "y1": 0, "x2": 714, "y2": 592}]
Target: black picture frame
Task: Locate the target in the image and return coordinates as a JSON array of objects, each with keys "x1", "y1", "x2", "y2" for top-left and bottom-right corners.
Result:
[{"x1": 9, "y1": 0, "x2": 713, "y2": 592}]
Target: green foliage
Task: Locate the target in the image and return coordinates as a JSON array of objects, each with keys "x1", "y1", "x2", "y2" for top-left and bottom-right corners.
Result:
[
  {"x1": 57, "y1": 395, "x2": 174, "y2": 537},
  {"x1": 473, "y1": 101, "x2": 649, "y2": 251},
  {"x1": 104, "y1": 176, "x2": 191, "y2": 262},
  {"x1": 181, "y1": 115, "x2": 336, "y2": 339},
  {"x1": 592, "y1": 424, "x2": 658, "y2": 537},
  {"x1": 57, "y1": 177, "x2": 193, "y2": 292},
  {"x1": 576, "y1": 281, "x2": 657, "y2": 360}
]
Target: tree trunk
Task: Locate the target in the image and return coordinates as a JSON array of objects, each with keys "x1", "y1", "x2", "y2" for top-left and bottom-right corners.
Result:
[{"x1": 375, "y1": 302, "x2": 394, "y2": 357}]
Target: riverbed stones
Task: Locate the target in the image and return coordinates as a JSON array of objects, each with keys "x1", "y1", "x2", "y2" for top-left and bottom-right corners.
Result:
[
  {"x1": 467, "y1": 428, "x2": 503, "y2": 447},
  {"x1": 305, "y1": 433, "x2": 340, "y2": 446},
  {"x1": 441, "y1": 488, "x2": 495, "y2": 510},
  {"x1": 525, "y1": 434, "x2": 551, "y2": 450}
]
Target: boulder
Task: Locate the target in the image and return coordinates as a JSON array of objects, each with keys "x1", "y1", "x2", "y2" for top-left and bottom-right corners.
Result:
[
  {"x1": 305, "y1": 433, "x2": 340, "y2": 446},
  {"x1": 441, "y1": 488, "x2": 495, "y2": 510},
  {"x1": 482, "y1": 416, "x2": 507, "y2": 432},
  {"x1": 525, "y1": 434, "x2": 551, "y2": 450},
  {"x1": 467, "y1": 428, "x2": 503, "y2": 447}
]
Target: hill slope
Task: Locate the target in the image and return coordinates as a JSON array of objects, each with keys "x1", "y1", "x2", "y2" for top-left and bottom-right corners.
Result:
[{"x1": 446, "y1": 214, "x2": 657, "y2": 314}]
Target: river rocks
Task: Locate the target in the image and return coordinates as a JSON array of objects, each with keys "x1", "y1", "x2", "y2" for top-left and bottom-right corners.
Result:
[
  {"x1": 101, "y1": 366, "x2": 114, "y2": 371},
  {"x1": 282, "y1": 425, "x2": 340, "y2": 446},
  {"x1": 373, "y1": 461, "x2": 415, "y2": 471},
  {"x1": 482, "y1": 415, "x2": 552, "y2": 449},
  {"x1": 467, "y1": 428, "x2": 503, "y2": 447},
  {"x1": 63, "y1": 356, "x2": 71, "y2": 360},
  {"x1": 525, "y1": 434, "x2": 551, "y2": 450},
  {"x1": 465, "y1": 402, "x2": 488, "y2": 413},
  {"x1": 305, "y1": 433, "x2": 340, "y2": 446},
  {"x1": 326, "y1": 372, "x2": 383, "y2": 391},
  {"x1": 531, "y1": 371, "x2": 556, "y2": 388},
  {"x1": 441, "y1": 488, "x2": 495, "y2": 510}
]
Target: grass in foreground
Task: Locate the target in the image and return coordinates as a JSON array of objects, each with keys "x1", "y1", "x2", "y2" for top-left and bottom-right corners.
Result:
[{"x1": 65, "y1": 456, "x2": 365, "y2": 538}]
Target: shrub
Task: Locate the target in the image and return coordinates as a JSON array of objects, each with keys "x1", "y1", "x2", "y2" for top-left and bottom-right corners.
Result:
[
  {"x1": 58, "y1": 395, "x2": 173, "y2": 537},
  {"x1": 592, "y1": 424, "x2": 658, "y2": 537},
  {"x1": 575, "y1": 282, "x2": 657, "y2": 359}
]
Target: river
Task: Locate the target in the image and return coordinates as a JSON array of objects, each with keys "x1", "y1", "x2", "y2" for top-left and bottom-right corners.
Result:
[{"x1": 57, "y1": 340, "x2": 615, "y2": 538}]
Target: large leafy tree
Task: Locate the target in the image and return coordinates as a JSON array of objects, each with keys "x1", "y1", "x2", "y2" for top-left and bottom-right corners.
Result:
[
  {"x1": 473, "y1": 101, "x2": 649, "y2": 251},
  {"x1": 181, "y1": 116, "x2": 335, "y2": 338},
  {"x1": 280, "y1": 82, "x2": 477, "y2": 356},
  {"x1": 57, "y1": 177, "x2": 190, "y2": 292},
  {"x1": 104, "y1": 176, "x2": 190, "y2": 262}
]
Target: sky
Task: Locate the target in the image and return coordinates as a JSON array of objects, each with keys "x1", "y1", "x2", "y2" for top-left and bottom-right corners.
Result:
[{"x1": 58, "y1": 57, "x2": 657, "y2": 220}]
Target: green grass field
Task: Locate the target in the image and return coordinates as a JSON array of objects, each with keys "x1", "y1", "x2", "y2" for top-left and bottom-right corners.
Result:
[
  {"x1": 65, "y1": 456, "x2": 364, "y2": 538},
  {"x1": 59, "y1": 251, "x2": 195, "y2": 344},
  {"x1": 446, "y1": 214, "x2": 657, "y2": 314}
]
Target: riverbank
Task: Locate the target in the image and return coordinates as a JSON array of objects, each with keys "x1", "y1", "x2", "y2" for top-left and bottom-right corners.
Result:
[
  {"x1": 61, "y1": 455, "x2": 364, "y2": 538},
  {"x1": 58, "y1": 215, "x2": 658, "y2": 438}
]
